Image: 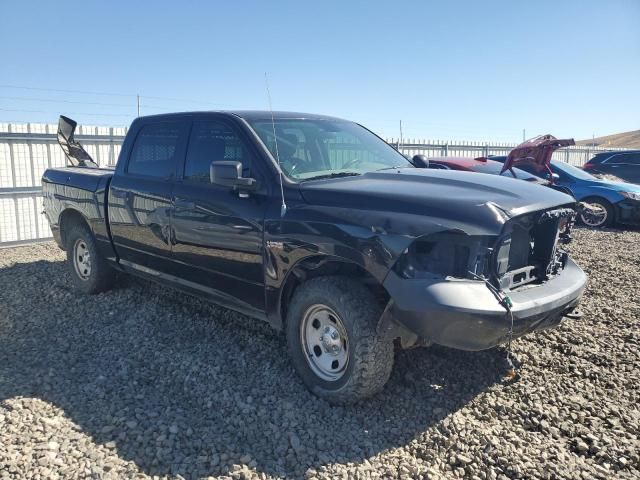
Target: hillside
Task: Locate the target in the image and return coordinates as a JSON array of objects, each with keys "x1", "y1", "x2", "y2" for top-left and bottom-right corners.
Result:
[{"x1": 577, "y1": 130, "x2": 640, "y2": 149}]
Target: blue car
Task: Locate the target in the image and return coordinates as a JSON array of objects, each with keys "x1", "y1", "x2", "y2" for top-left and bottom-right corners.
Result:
[
  {"x1": 549, "y1": 160, "x2": 640, "y2": 228},
  {"x1": 490, "y1": 151, "x2": 640, "y2": 227}
]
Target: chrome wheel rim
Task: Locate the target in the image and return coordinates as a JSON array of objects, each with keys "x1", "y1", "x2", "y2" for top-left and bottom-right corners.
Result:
[
  {"x1": 581, "y1": 202, "x2": 608, "y2": 227},
  {"x1": 73, "y1": 239, "x2": 92, "y2": 280},
  {"x1": 300, "y1": 304, "x2": 349, "y2": 381}
]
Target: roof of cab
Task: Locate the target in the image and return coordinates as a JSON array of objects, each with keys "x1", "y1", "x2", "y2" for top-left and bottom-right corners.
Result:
[
  {"x1": 135, "y1": 110, "x2": 347, "y2": 122},
  {"x1": 228, "y1": 110, "x2": 347, "y2": 122}
]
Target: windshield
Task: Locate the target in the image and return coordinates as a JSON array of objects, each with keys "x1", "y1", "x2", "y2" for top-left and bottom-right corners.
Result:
[
  {"x1": 470, "y1": 160, "x2": 543, "y2": 181},
  {"x1": 551, "y1": 160, "x2": 597, "y2": 181},
  {"x1": 247, "y1": 119, "x2": 413, "y2": 180}
]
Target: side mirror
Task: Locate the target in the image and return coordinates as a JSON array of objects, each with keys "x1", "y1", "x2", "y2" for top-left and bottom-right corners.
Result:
[
  {"x1": 210, "y1": 161, "x2": 256, "y2": 190},
  {"x1": 545, "y1": 172, "x2": 560, "y2": 183},
  {"x1": 411, "y1": 154, "x2": 430, "y2": 168}
]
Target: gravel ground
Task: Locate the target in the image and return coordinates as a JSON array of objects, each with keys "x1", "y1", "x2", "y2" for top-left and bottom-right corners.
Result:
[{"x1": 0, "y1": 228, "x2": 638, "y2": 479}]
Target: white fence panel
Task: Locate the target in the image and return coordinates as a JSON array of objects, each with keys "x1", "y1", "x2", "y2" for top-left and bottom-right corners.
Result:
[
  {"x1": 0, "y1": 122, "x2": 126, "y2": 246},
  {"x1": 0, "y1": 122, "x2": 628, "y2": 246}
]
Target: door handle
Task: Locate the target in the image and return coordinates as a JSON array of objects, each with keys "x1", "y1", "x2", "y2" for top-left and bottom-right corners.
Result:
[{"x1": 174, "y1": 199, "x2": 196, "y2": 209}]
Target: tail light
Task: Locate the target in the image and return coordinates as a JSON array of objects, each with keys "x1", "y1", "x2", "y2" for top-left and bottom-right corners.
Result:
[{"x1": 582, "y1": 163, "x2": 594, "y2": 170}]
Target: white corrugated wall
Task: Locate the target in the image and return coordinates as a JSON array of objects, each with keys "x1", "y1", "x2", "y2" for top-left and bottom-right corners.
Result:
[{"x1": 0, "y1": 122, "x2": 626, "y2": 245}]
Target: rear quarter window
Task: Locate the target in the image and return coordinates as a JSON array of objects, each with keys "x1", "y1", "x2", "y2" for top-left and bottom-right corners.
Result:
[{"x1": 590, "y1": 153, "x2": 611, "y2": 163}]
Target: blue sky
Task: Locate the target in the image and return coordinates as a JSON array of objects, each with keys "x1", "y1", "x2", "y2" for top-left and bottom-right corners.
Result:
[{"x1": 1, "y1": 0, "x2": 638, "y2": 141}]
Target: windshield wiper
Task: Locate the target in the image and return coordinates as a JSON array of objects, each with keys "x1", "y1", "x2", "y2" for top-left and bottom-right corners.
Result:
[
  {"x1": 300, "y1": 172, "x2": 361, "y2": 181},
  {"x1": 377, "y1": 165, "x2": 411, "y2": 171}
]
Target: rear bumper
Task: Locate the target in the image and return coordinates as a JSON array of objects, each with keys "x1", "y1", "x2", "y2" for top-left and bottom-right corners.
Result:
[
  {"x1": 616, "y1": 199, "x2": 640, "y2": 225},
  {"x1": 383, "y1": 258, "x2": 587, "y2": 351}
]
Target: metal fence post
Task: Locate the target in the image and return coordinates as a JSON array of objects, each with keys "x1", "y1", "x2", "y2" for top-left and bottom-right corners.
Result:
[
  {"x1": 7, "y1": 124, "x2": 21, "y2": 242},
  {"x1": 109, "y1": 127, "x2": 115, "y2": 165}
]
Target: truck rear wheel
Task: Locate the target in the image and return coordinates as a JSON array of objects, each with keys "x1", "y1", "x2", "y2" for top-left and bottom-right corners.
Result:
[
  {"x1": 285, "y1": 276, "x2": 394, "y2": 404},
  {"x1": 65, "y1": 224, "x2": 116, "y2": 294}
]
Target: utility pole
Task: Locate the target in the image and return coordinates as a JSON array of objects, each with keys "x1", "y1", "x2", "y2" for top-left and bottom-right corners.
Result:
[
  {"x1": 137, "y1": 95, "x2": 140, "y2": 117},
  {"x1": 522, "y1": 128, "x2": 526, "y2": 142},
  {"x1": 399, "y1": 120, "x2": 403, "y2": 151}
]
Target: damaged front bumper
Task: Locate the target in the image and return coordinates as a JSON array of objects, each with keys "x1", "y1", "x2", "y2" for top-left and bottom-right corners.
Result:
[{"x1": 382, "y1": 257, "x2": 587, "y2": 351}]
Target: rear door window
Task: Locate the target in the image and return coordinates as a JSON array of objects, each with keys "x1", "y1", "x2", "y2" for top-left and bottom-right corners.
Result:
[
  {"x1": 592, "y1": 153, "x2": 612, "y2": 163},
  {"x1": 607, "y1": 153, "x2": 640, "y2": 165},
  {"x1": 127, "y1": 121, "x2": 189, "y2": 178}
]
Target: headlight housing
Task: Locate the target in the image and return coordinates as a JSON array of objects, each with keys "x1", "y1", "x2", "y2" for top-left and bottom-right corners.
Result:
[
  {"x1": 394, "y1": 231, "x2": 493, "y2": 279},
  {"x1": 620, "y1": 191, "x2": 640, "y2": 201}
]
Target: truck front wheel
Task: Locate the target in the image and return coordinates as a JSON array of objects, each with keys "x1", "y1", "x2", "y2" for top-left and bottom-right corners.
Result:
[
  {"x1": 285, "y1": 276, "x2": 394, "y2": 404},
  {"x1": 65, "y1": 224, "x2": 116, "y2": 294}
]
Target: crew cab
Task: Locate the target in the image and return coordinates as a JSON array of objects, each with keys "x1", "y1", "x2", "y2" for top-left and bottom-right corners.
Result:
[{"x1": 42, "y1": 112, "x2": 587, "y2": 403}]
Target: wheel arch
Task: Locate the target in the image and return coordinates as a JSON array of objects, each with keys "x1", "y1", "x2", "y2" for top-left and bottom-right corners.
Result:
[
  {"x1": 58, "y1": 208, "x2": 92, "y2": 249},
  {"x1": 580, "y1": 194, "x2": 615, "y2": 204},
  {"x1": 277, "y1": 255, "x2": 391, "y2": 330}
]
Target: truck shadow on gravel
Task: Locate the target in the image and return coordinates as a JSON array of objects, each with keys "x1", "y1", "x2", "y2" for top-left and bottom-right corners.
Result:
[{"x1": 0, "y1": 259, "x2": 506, "y2": 478}]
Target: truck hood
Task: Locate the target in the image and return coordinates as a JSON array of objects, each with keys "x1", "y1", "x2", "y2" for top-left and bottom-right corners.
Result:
[
  {"x1": 501, "y1": 135, "x2": 575, "y2": 177},
  {"x1": 298, "y1": 169, "x2": 575, "y2": 235}
]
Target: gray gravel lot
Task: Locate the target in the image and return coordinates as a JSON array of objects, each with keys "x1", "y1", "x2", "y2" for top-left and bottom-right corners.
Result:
[{"x1": 0, "y1": 228, "x2": 639, "y2": 479}]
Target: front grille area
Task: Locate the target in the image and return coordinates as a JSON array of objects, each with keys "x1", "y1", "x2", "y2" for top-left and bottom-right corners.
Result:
[{"x1": 494, "y1": 208, "x2": 574, "y2": 290}]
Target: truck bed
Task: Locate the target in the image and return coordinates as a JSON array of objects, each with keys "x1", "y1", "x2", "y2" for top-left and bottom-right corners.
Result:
[
  {"x1": 42, "y1": 166, "x2": 115, "y2": 256},
  {"x1": 42, "y1": 166, "x2": 114, "y2": 192}
]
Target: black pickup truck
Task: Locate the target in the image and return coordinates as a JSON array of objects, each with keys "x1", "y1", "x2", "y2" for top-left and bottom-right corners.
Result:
[{"x1": 43, "y1": 112, "x2": 587, "y2": 403}]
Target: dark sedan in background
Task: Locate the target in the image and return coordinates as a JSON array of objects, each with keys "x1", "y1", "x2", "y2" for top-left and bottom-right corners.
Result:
[{"x1": 582, "y1": 150, "x2": 640, "y2": 184}]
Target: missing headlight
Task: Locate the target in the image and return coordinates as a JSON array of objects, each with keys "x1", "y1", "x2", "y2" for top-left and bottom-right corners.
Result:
[
  {"x1": 395, "y1": 231, "x2": 492, "y2": 279},
  {"x1": 492, "y1": 208, "x2": 575, "y2": 290}
]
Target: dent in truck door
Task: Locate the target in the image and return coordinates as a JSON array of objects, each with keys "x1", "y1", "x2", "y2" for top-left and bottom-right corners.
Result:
[
  {"x1": 108, "y1": 120, "x2": 189, "y2": 272},
  {"x1": 170, "y1": 118, "x2": 268, "y2": 315}
]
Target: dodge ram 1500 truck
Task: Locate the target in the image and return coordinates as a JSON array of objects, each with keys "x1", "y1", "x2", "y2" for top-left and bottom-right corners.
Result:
[{"x1": 43, "y1": 112, "x2": 587, "y2": 404}]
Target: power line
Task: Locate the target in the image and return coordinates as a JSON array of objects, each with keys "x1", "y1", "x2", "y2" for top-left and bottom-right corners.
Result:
[
  {"x1": 0, "y1": 84, "x2": 231, "y2": 109},
  {"x1": 0, "y1": 95, "x2": 228, "y2": 112},
  {"x1": 0, "y1": 108, "x2": 134, "y2": 118},
  {"x1": 0, "y1": 84, "x2": 136, "y2": 98},
  {"x1": 139, "y1": 94, "x2": 230, "y2": 107},
  {"x1": 138, "y1": 103, "x2": 235, "y2": 111},
  {"x1": 0, "y1": 95, "x2": 134, "y2": 108}
]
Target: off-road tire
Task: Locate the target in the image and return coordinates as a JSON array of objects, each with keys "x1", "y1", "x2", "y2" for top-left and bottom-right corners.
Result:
[
  {"x1": 285, "y1": 276, "x2": 394, "y2": 404},
  {"x1": 65, "y1": 224, "x2": 116, "y2": 294}
]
